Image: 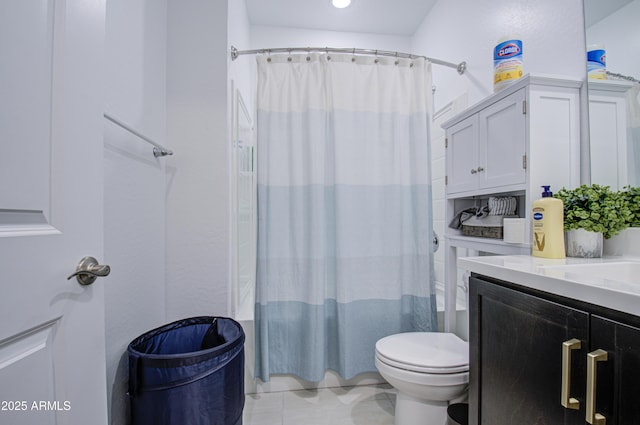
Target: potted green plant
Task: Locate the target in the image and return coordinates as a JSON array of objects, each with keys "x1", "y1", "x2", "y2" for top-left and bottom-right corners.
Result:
[
  {"x1": 554, "y1": 184, "x2": 631, "y2": 257},
  {"x1": 604, "y1": 186, "x2": 640, "y2": 257},
  {"x1": 620, "y1": 186, "x2": 640, "y2": 227}
]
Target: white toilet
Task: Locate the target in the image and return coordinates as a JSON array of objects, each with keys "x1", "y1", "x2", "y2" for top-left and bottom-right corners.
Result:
[{"x1": 375, "y1": 332, "x2": 469, "y2": 425}]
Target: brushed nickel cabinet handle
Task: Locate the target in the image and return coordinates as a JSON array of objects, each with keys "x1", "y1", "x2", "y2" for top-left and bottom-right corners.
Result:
[
  {"x1": 586, "y1": 349, "x2": 608, "y2": 425},
  {"x1": 561, "y1": 338, "x2": 581, "y2": 410}
]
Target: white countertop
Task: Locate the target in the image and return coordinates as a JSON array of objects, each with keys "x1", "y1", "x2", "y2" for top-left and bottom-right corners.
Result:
[{"x1": 458, "y1": 255, "x2": 640, "y2": 317}]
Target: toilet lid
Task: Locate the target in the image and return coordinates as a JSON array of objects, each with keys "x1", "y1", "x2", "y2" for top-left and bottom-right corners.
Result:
[{"x1": 375, "y1": 332, "x2": 469, "y2": 374}]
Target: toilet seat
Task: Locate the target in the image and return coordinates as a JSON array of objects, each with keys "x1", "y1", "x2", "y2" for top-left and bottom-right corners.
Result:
[{"x1": 375, "y1": 332, "x2": 468, "y2": 374}]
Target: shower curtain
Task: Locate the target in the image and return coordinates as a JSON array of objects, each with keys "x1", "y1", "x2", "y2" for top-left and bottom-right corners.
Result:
[{"x1": 255, "y1": 52, "x2": 437, "y2": 382}]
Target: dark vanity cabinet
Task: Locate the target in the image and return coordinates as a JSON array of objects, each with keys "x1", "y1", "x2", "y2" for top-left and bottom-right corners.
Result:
[
  {"x1": 589, "y1": 316, "x2": 640, "y2": 423},
  {"x1": 469, "y1": 274, "x2": 640, "y2": 425}
]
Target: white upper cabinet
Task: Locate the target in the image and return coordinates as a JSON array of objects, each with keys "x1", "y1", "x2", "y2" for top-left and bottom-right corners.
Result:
[
  {"x1": 443, "y1": 74, "x2": 582, "y2": 201},
  {"x1": 441, "y1": 75, "x2": 583, "y2": 334},
  {"x1": 446, "y1": 89, "x2": 526, "y2": 195}
]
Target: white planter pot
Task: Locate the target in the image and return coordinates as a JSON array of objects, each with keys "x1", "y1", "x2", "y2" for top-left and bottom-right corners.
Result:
[
  {"x1": 565, "y1": 229, "x2": 603, "y2": 258},
  {"x1": 604, "y1": 227, "x2": 640, "y2": 257}
]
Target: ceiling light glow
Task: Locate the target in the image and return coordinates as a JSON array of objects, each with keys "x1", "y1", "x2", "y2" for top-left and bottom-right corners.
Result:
[{"x1": 332, "y1": 0, "x2": 351, "y2": 9}]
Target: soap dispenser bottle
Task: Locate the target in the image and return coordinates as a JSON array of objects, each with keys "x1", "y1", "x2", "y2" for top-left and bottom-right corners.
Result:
[{"x1": 532, "y1": 186, "x2": 565, "y2": 259}]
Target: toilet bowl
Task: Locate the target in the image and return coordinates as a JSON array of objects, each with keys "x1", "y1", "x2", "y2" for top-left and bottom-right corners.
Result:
[{"x1": 375, "y1": 332, "x2": 469, "y2": 425}]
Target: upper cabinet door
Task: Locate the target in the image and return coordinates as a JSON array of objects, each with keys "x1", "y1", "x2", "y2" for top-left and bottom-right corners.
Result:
[
  {"x1": 446, "y1": 114, "x2": 479, "y2": 195},
  {"x1": 478, "y1": 88, "x2": 527, "y2": 190}
]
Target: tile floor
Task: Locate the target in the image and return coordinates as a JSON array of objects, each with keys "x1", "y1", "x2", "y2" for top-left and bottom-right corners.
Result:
[{"x1": 243, "y1": 384, "x2": 396, "y2": 425}]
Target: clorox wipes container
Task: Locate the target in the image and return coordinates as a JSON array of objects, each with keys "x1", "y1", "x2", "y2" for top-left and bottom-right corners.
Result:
[
  {"x1": 494, "y1": 37, "x2": 523, "y2": 92},
  {"x1": 587, "y1": 44, "x2": 606, "y2": 80}
]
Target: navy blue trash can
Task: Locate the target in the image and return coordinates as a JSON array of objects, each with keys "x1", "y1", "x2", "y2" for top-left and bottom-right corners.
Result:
[{"x1": 128, "y1": 316, "x2": 245, "y2": 425}]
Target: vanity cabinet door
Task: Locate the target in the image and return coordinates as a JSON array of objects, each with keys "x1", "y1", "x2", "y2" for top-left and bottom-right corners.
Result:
[
  {"x1": 469, "y1": 276, "x2": 588, "y2": 425},
  {"x1": 589, "y1": 316, "x2": 640, "y2": 425}
]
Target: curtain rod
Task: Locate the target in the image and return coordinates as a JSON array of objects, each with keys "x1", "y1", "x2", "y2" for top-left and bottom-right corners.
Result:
[
  {"x1": 606, "y1": 70, "x2": 639, "y2": 84},
  {"x1": 230, "y1": 46, "x2": 466, "y2": 75},
  {"x1": 104, "y1": 113, "x2": 174, "y2": 158}
]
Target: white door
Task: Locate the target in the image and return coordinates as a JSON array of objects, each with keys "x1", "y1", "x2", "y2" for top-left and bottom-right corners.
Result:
[{"x1": 0, "y1": 1, "x2": 108, "y2": 424}]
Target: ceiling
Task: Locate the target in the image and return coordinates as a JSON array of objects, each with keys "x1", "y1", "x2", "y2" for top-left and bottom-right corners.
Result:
[
  {"x1": 245, "y1": 0, "x2": 635, "y2": 36},
  {"x1": 244, "y1": 0, "x2": 439, "y2": 36}
]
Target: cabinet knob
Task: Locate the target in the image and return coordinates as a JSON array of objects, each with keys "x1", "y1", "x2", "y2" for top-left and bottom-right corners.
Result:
[
  {"x1": 470, "y1": 168, "x2": 478, "y2": 174},
  {"x1": 477, "y1": 166, "x2": 485, "y2": 172}
]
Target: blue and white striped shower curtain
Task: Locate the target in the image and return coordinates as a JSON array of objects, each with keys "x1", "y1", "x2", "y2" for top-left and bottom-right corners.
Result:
[{"x1": 255, "y1": 52, "x2": 437, "y2": 382}]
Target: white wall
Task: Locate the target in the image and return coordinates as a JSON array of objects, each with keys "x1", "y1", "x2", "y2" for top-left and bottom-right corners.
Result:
[
  {"x1": 412, "y1": 0, "x2": 587, "y2": 111},
  {"x1": 250, "y1": 25, "x2": 412, "y2": 52},
  {"x1": 105, "y1": 2, "x2": 235, "y2": 420},
  {"x1": 166, "y1": 0, "x2": 230, "y2": 321},
  {"x1": 228, "y1": 0, "x2": 253, "y2": 114},
  {"x1": 103, "y1": 1, "x2": 168, "y2": 424}
]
